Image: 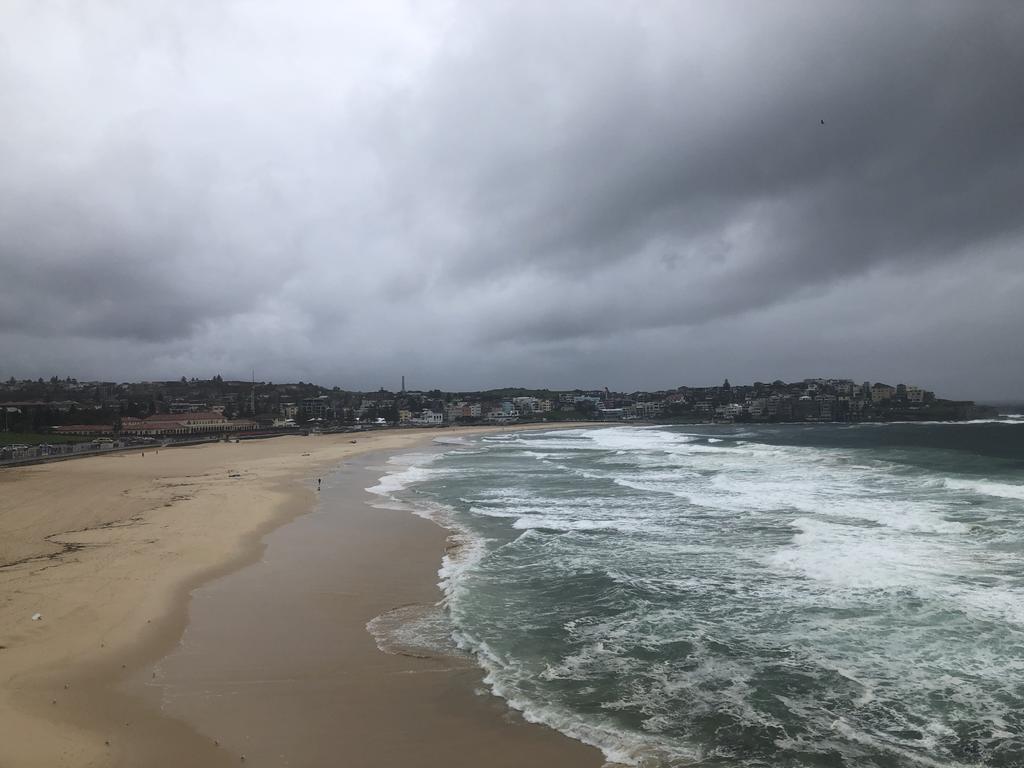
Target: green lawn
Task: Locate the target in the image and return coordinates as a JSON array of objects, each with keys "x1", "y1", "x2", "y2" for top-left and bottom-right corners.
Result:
[{"x1": 0, "y1": 432, "x2": 91, "y2": 445}]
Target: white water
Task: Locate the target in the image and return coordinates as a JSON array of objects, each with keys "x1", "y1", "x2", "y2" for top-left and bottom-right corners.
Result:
[{"x1": 367, "y1": 424, "x2": 1024, "y2": 767}]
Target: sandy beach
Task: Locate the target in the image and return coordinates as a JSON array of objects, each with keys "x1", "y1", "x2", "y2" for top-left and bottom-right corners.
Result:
[{"x1": 0, "y1": 427, "x2": 603, "y2": 767}]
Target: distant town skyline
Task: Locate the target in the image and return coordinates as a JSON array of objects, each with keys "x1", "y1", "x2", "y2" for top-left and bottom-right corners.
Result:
[
  {"x1": 1, "y1": 373, "x2": 1002, "y2": 444},
  {"x1": 2, "y1": 370, "x2": 1018, "y2": 406},
  {"x1": 2, "y1": 3, "x2": 1022, "y2": 402}
]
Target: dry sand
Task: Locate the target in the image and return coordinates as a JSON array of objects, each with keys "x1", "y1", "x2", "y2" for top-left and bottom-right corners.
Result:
[{"x1": 0, "y1": 426, "x2": 604, "y2": 768}]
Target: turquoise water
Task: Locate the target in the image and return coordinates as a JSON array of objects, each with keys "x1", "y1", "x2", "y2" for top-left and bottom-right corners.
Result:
[{"x1": 369, "y1": 421, "x2": 1024, "y2": 767}]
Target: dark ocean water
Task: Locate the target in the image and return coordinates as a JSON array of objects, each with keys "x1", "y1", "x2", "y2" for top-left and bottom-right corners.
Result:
[{"x1": 368, "y1": 420, "x2": 1024, "y2": 767}]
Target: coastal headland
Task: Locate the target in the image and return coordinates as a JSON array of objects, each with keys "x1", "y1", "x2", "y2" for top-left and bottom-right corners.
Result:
[{"x1": 0, "y1": 426, "x2": 603, "y2": 767}]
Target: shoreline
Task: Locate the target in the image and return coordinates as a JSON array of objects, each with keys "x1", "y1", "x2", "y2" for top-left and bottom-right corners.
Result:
[
  {"x1": 139, "y1": 449, "x2": 604, "y2": 766},
  {"x1": 0, "y1": 424, "x2": 601, "y2": 767}
]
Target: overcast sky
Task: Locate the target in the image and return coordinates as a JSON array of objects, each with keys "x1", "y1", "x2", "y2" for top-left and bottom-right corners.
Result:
[{"x1": 2, "y1": 1, "x2": 1022, "y2": 400}]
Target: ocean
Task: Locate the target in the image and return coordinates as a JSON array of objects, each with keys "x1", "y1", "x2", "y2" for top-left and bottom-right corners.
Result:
[{"x1": 367, "y1": 421, "x2": 1024, "y2": 767}]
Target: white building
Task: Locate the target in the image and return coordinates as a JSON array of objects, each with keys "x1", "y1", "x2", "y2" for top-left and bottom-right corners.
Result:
[
  {"x1": 631, "y1": 401, "x2": 664, "y2": 419},
  {"x1": 715, "y1": 403, "x2": 745, "y2": 419},
  {"x1": 831, "y1": 380, "x2": 856, "y2": 396},
  {"x1": 411, "y1": 409, "x2": 444, "y2": 426},
  {"x1": 485, "y1": 407, "x2": 520, "y2": 423},
  {"x1": 513, "y1": 396, "x2": 541, "y2": 414}
]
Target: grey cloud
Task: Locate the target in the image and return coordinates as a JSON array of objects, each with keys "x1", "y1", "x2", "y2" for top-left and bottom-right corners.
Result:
[
  {"x1": 1, "y1": 1, "x2": 1022, "y2": 398},
  {"x1": 407, "y1": 3, "x2": 1024, "y2": 282}
]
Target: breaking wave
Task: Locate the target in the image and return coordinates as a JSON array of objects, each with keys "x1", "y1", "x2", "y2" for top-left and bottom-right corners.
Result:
[{"x1": 370, "y1": 423, "x2": 1024, "y2": 766}]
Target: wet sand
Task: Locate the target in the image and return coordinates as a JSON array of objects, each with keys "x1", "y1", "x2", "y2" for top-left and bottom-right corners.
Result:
[
  {"x1": 138, "y1": 454, "x2": 604, "y2": 767},
  {"x1": 0, "y1": 427, "x2": 603, "y2": 767}
]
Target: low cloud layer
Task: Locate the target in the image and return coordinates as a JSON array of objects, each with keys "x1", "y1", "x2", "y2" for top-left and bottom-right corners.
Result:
[{"x1": 2, "y1": 1, "x2": 1022, "y2": 399}]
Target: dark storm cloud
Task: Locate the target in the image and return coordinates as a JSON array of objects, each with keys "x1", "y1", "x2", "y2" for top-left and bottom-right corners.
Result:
[
  {"x1": 1, "y1": 1, "x2": 1022, "y2": 398},
  {"x1": 397, "y1": 2, "x2": 1024, "y2": 339}
]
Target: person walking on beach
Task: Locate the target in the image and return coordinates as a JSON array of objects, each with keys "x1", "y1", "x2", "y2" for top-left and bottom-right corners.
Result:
[{"x1": 318, "y1": 478, "x2": 321, "y2": 491}]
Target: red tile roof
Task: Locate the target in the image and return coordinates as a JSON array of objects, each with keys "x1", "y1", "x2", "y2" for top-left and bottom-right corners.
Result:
[
  {"x1": 142, "y1": 411, "x2": 225, "y2": 423},
  {"x1": 180, "y1": 412, "x2": 228, "y2": 421}
]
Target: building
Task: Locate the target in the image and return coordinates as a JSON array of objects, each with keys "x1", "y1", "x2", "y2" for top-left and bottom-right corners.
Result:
[
  {"x1": 411, "y1": 409, "x2": 444, "y2": 426},
  {"x1": 831, "y1": 380, "x2": 856, "y2": 396},
  {"x1": 793, "y1": 396, "x2": 819, "y2": 421},
  {"x1": 871, "y1": 383, "x2": 896, "y2": 401},
  {"x1": 905, "y1": 385, "x2": 925, "y2": 403},
  {"x1": 748, "y1": 398, "x2": 768, "y2": 420},
  {"x1": 819, "y1": 395, "x2": 836, "y2": 421},
  {"x1": 445, "y1": 402, "x2": 482, "y2": 423},
  {"x1": 120, "y1": 412, "x2": 256, "y2": 437},
  {"x1": 302, "y1": 396, "x2": 331, "y2": 420},
  {"x1": 512, "y1": 396, "x2": 541, "y2": 414},
  {"x1": 716, "y1": 403, "x2": 745, "y2": 420},
  {"x1": 631, "y1": 400, "x2": 664, "y2": 420},
  {"x1": 445, "y1": 402, "x2": 462, "y2": 423},
  {"x1": 485, "y1": 405, "x2": 520, "y2": 423}
]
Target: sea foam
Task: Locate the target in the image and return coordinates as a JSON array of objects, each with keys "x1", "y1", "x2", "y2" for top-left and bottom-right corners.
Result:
[{"x1": 367, "y1": 424, "x2": 1024, "y2": 767}]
